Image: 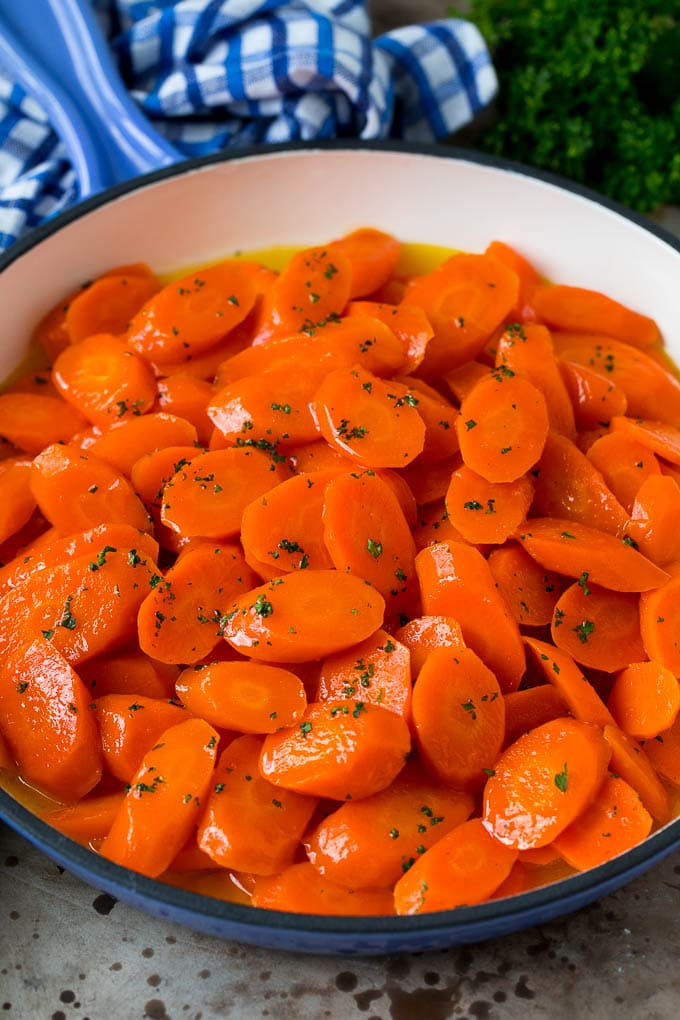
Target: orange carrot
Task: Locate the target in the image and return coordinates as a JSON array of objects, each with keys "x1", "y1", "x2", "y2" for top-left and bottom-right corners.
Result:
[
  {"x1": 44, "y1": 791, "x2": 126, "y2": 845},
  {"x1": 610, "y1": 416, "x2": 680, "y2": 466},
  {"x1": 559, "y1": 360, "x2": 628, "y2": 429},
  {"x1": 640, "y1": 572, "x2": 680, "y2": 675},
  {"x1": 445, "y1": 464, "x2": 533, "y2": 545},
  {"x1": 393, "y1": 616, "x2": 465, "y2": 677},
  {"x1": 317, "y1": 628, "x2": 412, "y2": 718},
  {"x1": 496, "y1": 322, "x2": 576, "y2": 438},
  {"x1": 155, "y1": 373, "x2": 214, "y2": 446},
  {"x1": 487, "y1": 544, "x2": 566, "y2": 627},
  {"x1": 585, "y1": 432, "x2": 661, "y2": 513},
  {"x1": 485, "y1": 240, "x2": 543, "y2": 314},
  {"x1": 391, "y1": 376, "x2": 460, "y2": 465},
  {"x1": 0, "y1": 460, "x2": 36, "y2": 546},
  {"x1": 78, "y1": 651, "x2": 178, "y2": 701},
  {"x1": 624, "y1": 474, "x2": 680, "y2": 564},
  {"x1": 331, "y1": 228, "x2": 402, "y2": 298},
  {"x1": 252, "y1": 862, "x2": 394, "y2": 916},
  {"x1": 347, "y1": 301, "x2": 433, "y2": 373},
  {"x1": 254, "y1": 246, "x2": 352, "y2": 343},
  {"x1": 93, "y1": 694, "x2": 188, "y2": 782},
  {"x1": 411, "y1": 501, "x2": 471, "y2": 552},
  {"x1": 176, "y1": 661, "x2": 307, "y2": 733},
  {"x1": 444, "y1": 360, "x2": 489, "y2": 403},
  {"x1": 533, "y1": 285, "x2": 660, "y2": 347},
  {"x1": 550, "y1": 582, "x2": 645, "y2": 672},
  {"x1": 602, "y1": 724, "x2": 670, "y2": 822},
  {"x1": 400, "y1": 454, "x2": 461, "y2": 505},
  {"x1": 87, "y1": 413, "x2": 199, "y2": 477},
  {"x1": 65, "y1": 270, "x2": 160, "y2": 344},
  {"x1": 553, "y1": 776, "x2": 652, "y2": 870},
  {"x1": 608, "y1": 661, "x2": 680, "y2": 740},
  {"x1": 642, "y1": 714, "x2": 680, "y2": 787},
  {"x1": 0, "y1": 393, "x2": 88, "y2": 454},
  {"x1": 524, "y1": 636, "x2": 615, "y2": 728},
  {"x1": 503, "y1": 686, "x2": 569, "y2": 747}
]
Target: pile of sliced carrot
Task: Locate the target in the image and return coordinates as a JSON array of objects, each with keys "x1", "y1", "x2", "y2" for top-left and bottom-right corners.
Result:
[{"x1": 1, "y1": 229, "x2": 679, "y2": 917}]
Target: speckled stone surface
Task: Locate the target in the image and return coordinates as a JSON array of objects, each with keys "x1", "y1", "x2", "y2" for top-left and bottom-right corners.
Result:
[{"x1": 2, "y1": 2, "x2": 680, "y2": 1017}]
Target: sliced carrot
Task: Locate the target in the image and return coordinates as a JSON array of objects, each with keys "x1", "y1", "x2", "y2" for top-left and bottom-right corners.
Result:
[
  {"x1": 532, "y1": 431, "x2": 628, "y2": 535},
  {"x1": 252, "y1": 862, "x2": 394, "y2": 916},
  {"x1": 503, "y1": 686, "x2": 570, "y2": 747},
  {"x1": 78, "y1": 651, "x2": 178, "y2": 700},
  {"x1": 496, "y1": 322, "x2": 576, "y2": 438},
  {"x1": 640, "y1": 573, "x2": 680, "y2": 675},
  {"x1": 313, "y1": 366, "x2": 425, "y2": 468},
  {"x1": 445, "y1": 464, "x2": 533, "y2": 545},
  {"x1": 415, "y1": 540, "x2": 525, "y2": 692},
  {"x1": 401, "y1": 253, "x2": 519, "y2": 377},
  {"x1": 100, "y1": 717, "x2": 219, "y2": 878},
  {"x1": 624, "y1": 474, "x2": 680, "y2": 564},
  {"x1": 29, "y1": 444, "x2": 152, "y2": 535},
  {"x1": 524, "y1": 636, "x2": 615, "y2": 728},
  {"x1": 559, "y1": 360, "x2": 628, "y2": 429},
  {"x1": 411, "y1": 501, "x2": 471, "y2": 552},
  {"x1": 412, "y1": 647, "x2": 505, "y2": 790},
  {"x1": 155, "y1": 374, "x2": 214, "y2": 446},
  {"x1": 392, "y1": 377, "x2": 459, "y2": 465},
  {"x1": 400, "y1": 454, "x2": 461, "y2": 505},
  {"x1": 488, "y1": 544, "x2": 566, "y2": 627},
  {"x1": 137, "y1": 542, "x2": 259, "y2": 665},
  {"x1": 517, "y1": 519, "x2": 669, "y2": 592},
  {"x1": 208, "y1": 365, "x2": 323, "y2": 448},
  {"x1": 157, "y1": 328, "x2": 251, "y2": 381},
  {"x1": 66, "y1": 271, "x2": 160, "y2": 344},
  {"x1": 380, "y1": 469, "x2": 418, "y2": 528},
  {"x1": 53, "y1": 333, "x2": 158, "y2": 427},
  {"x1": 160, "y1": 446, "x2": 288, "y2": 540},
  {"x1": 0, "y1": 637, "x2": 102, "y2": 800},
  {"x1": 127, "y1": 261, "x2": 257, "y2": 363},
  {"x1": 305, "y1": 763, "x2": 474, "y2": 890},
  {"x1": 550, "y1": 582, "x2": 645, "y2": 672},
  {"x1": 457, "y1": 372, "x2": 549, "y2": 482},
  {"x1": 0, "y1": 393, "x2": 88, "y2": 454},
  {"x1": 34, "y1": 285, "x2": 84, "y2": 361},
  {"x1": 517, "y1": 844, "x2": 562, "y2": 866},
  {"x1": 610, "y1": 416, "x2": 680, "y2": 466},
  {"x1": 176, "y1": 661, "x2": 306, "y2": 733},
  {"x1": 483, "y1": 717, "x2": 610, "y2": 849},
  {"x1": 330, "y1": 228, "x2": 402, "y2": 299},
  {"x1": 393, "y1": 818, "x2": 518, "y2": 914},
  {"x1": 553, "y1": 334, "x2": 680, "y2": 424},
  {"x1": 317, "y1": 628, "x2": 411, "y2": 718},
  {"x1": 44, "y1": 791, "x2": 126, "y2": 845},
  {"x1": 260, "y1": 698, "x2": 410, "y2": 801},
  {"x1": 485, "y1": 240, "x2": 543, "y2": 314},
  {"x1": 4, "y1": 369, "x2": 58, "y2": 397},
  {"x1": 642, "y1": 714, "x2": 680, "y2": 787},
  {"x1": 254, "y1": 246, "x2": 352, "y2": 343},
  {"x1": 322, "y1": 471, "x2": 417, "y2": 616},
  {"x1": 130, "y1": 445, "x2": 203, "y2": 508},
  {"x1": 608, "y1": 661, "x2": 680, "y2": 740},
  {"x1": 347, "y1": 300, "x2": 433, "y2": 373},
  {"x1": 490, "y1": 861, "x2": 532, "y2": 899},
  {"x1": 533, "y1": 285, "x2": 660, "y2": 347},
  {"x1": 444, "y1": 360, "x2": 489, "y2": 403},
  {"x1": 585, "y1": 432, "x2": 661, "y2": 513},
  {"x1": 286, "y1": 439, "x2": 352, "y2": 474},
  {"x1": 393, "y1": 616, "x2": 465, "y2": 677},
  {"x1": 241, "y1": 471, "x2": 336, "y2": 575},
  {"x1": 0, "y1": 461, "x2": 36, "y2": 545},
  {"x1": 93, "y1": 694, "x2": 187, "y2": 782},
  {"x1": 602, "y1": 724, "x2": 670, "y2": 822},
  {"x1": 87, "y1": 413, "x2": 198, "y2": 477},
  {"x1": 553, "y1": 776, "x2": 652, "y2": 870}
]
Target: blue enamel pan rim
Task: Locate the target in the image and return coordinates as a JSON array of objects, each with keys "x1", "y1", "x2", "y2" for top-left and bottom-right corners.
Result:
[{"x1": 1, "y1": 140, "x2": 680, "y2": 951}]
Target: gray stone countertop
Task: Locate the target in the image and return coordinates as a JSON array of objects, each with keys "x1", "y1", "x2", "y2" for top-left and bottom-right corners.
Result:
[{"x1": 2, "y1": 2, "x2": 680, "y2": 1017}]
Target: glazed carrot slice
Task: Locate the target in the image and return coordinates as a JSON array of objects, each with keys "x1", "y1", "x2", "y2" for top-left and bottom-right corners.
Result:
[
  {"x1": 197, "y1": 735, "x2": 317, "y2": 874},
  {"x1": 608, "y1": 661, "x2": 680, "y2": 740},
  {"x1": 444, "y1": 360, "x2": 489, "y2": 403},
  {"x1": 640, "y1": 570, "x2": 680, "y2": 675},
  {"x1": 322, "y1": 472, "x2": 417, "y2": 614},
  {"x1": 137, "y1": 542, "x2": 259, "y2": 664},
  {"x1": 347, "y1": 301, "x2": 433, "y2": 373},
  {"x1": 400, "y1": 455, "x2": 461, "y2": 505},
  {"x1": 602, "y1": 724, "x2": 670, "y2": 822},
  {"x1": 411, "y1": 501, "x2": 470, "y2": 552},
  {"x1": 0, "y1": 638, "x2": 102, "y2": 801},
  {"x1": 254, "y1": 246, "x2": 352, "y2": 343},
  {"x1": 317, "y1": 628, "x2": 411, "y2": 718},
  {"x1": 100, "y1": 717, "x2": 219, "y2": 878},
  {"x1": 30, "y1": 444, "x2": 152, "y2": 535},
  {"x1": 87, "y1": 413, "x2": 198, "y2": 477},
  {"x1": 487, "y1": 544, "x2": 566, "y2": 627},
  {"x1": 34, "y1": 285, "x2": 84, "y2": 361},
  {"x1": 5, "y1": 369, "x2": 58, "y2": 398},
  {"x1": 483, "y1": 717, "x2": 610, "y2": 849},
  {"x1": 553, "y1": 335, "x2": 680, "y2": 424},
  {"x1": 445, "y1": 464, "x2": 533, "y2": 545},
  {"x1": 78, "y1": 651, "x2": 178, "y2": 700},
  {"x1": 524, "y1": 637, "x2": 615, "y2": 728},
  {"x1": 415, "y1": 541, "x2": 525, "y2": 692},
  {"x1": 485, "y1": 240, "x2": 543, "y2": 313},
  {"x1": 241, "y1": 471, "x2": 336, "y2": 575},
  {"x1": 252, "y1": 862, "x2": 394, "y2": 916},
  {"x1": 155, "y1": 374, "x2": 213, "y2": 446},
  {"x1": 393, "y1": 818, "x2": 518, "y2": 915},
  {"x1": 305, "y1": 763, "x2": 474, "y2": 890},
  {"x1": 379, "y1": 468, "x2": 419, "y2": 528},
  {"x1": 286, "y1": 439, "x2": 352, "y2": 474},
  {"x1": 457, "y1": 372, "x2": 549, "y2": 483},
  {"x1": 624, "y1": 475, "x2": 680, "y2": 565},
  {"x1": 0, "y1": 461, "x2": 36, "y2": 545},
  {"x1": 401, "y1": 253, "x2": 519, "y2": 376},
  {"x1": 532, "y1": 431, "x2": 629, "y2": 535},
  {"x1": 393, "y1": 616, "x2": 465, "y2": 677},
  {"x1": 585, "y1": 432, "x2": 661, "y2": 513},
  {"x1": 53, "y1": 333, "x2": 157, "y2": 427},
  {"x1": 553, "y1": 776, "x2": 652, "y2": 871},
  {"x1": 208, "y1": 366, "x2": 323, "y2": 449},
  {"x1": 130, "y1": 445, "x2": 203, "y2": 509},
  {"x1": 388, "y1": 376, "x2": 459, "y2": 465},
  {"x1": 0, "y1": 393, "x2": 88, "y2": 455},
  {"x1": 517, "y1": 519, "x2": 669, "y2": 592},
  {"x1": 44, "y1": 791, "x2": 126, "y2": 845},
  {"x1": 331, "y1": 228, "x2": 402, "y2": 299},
  {"x1": 313, "y1": 366, "x2": 425, "y2": 468},
  {"x1": 93, "y1": 694, "x2": 188, "y2": 782},
  {"x1": 160, "y1": 447, "x2": 288, "y2": 540},
  {"x1": 559, "y1": 360, "x2": 628, "y2": 430},
  {"x1": 259, "y1": 699, "x2": 410, "y2": 801},
  {"x1": 127, "y1": 261, "x2": 257, "y2": 363},
  {"x1": 503, "y1": 686, "x2": 569, "y2": 747},
  {"x1": 176, "y1": 662, "x2": 307, "y2": 733},
  {"x1": 412, "y1": 647, "x2": 505, "y2": 790},
  {"x1": 642, "y1": 714, "x2": 680, "y2": 787},
  {"x1": 221, "y1": 571, "x2": 385, "y2": 663},
  {"x1": 65, "y1": 271, "x2": 160, "y2": 344},
  {"x1": 610, "y1": 417, "x2": 680, "y2": 466},
  {"x1": 533, "y1": 286, "x2": 660, "y2": 347},
  {"x1": 490, "y1": 861, "x2": 533, "y2": 899},
  {"x1": 496, "y1": 322, "x2": 576, "y2": 438},
  {"x1": 550, "y1": 582, "x2": 645, "y2": 672}
]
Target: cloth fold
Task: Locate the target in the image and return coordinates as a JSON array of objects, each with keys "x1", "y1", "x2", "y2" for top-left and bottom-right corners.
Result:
[{"x1": 0, "y1": 0, "x2": 496, "y2": 250}]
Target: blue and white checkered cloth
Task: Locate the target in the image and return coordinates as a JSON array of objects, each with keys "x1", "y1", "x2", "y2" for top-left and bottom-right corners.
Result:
[{"x1": 0, "y1": 0, "x2": 496, "y2": 251}]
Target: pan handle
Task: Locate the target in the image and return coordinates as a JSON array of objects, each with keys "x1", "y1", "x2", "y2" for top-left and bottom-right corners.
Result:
[{"x1": 0, "y1": 0, "x2": 181, "y2": 198}]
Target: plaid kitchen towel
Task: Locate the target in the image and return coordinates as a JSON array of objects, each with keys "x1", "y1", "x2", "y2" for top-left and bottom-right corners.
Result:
[{"x1": 0, "y1": 0, "x2": 497, "y2": 250}]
